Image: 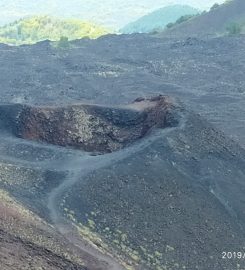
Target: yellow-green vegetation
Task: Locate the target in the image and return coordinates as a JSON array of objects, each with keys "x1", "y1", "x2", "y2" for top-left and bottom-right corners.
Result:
[
  {"x1": 63, "y1": 208, "x2": 135, "y2": 270},
  {"x1": 0, "y1": 15, "x2": 110, "y2": 45},
  {"x1": 63, "y1": 207, "x2": 184, "y2": 270},
  {"x1": 63, "y1": 208, "x2": 109, "y2": 250},
  {"x1": 76, "y1": 223, "x2": 136, "y2": 270}
]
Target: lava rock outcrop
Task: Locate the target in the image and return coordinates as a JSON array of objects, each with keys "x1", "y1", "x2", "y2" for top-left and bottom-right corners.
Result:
[{"x1": 0, "y1": 96, "x2": 179, "y2": 153}]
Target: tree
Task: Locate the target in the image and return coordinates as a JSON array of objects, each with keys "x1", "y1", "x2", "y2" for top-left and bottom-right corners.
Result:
[
  {"x1": 165, "y1": 14, "x2": 197, "y2": 30},
  {"x1": 166, "y1": 22, "x2": 174, "y2": 29},
  {"x1": 210, "y1": 3, "x2": 220, "y2": 10},
  {"x1": 57, "y1": 36, "x2": 69, "y2": 48},
  {"x1": 176, "y1": 14, "x2": 195, "y2": 25},
  {"x1": 226, "y1": 22, "x2": 242, "y2": 35}
]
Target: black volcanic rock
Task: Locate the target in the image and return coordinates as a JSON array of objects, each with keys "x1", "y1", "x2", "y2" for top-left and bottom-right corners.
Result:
[
  {"x1": 0, "y1": 96, "x2": 245, "y2": 269},
  {"x1": 0, "y1": 28, "x2": 245, "y2": 270},
  {"x1": 0, "y1": 34, "x2": 245, "y2": 148},
  {"x1": 0, "y1": 230, "x2": 86, "y2": 270},
  {"x1": 60, "y1": 108, "x2": 245, "y2": 270}
]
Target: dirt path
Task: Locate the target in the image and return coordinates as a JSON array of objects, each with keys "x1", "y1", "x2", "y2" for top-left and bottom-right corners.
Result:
[
  {"x1": 0, "y1": 114, "x2": 185, "y2": 270},
  {"x1": 47, "y1": 131, "x2": 165, "y2": 270},
  {"x1": 46, "y1": 118, "x2": 186, "y2": 270}
]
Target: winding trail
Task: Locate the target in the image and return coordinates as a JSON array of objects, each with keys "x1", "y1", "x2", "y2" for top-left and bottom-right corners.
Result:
[
  {"x1": 0, "y1": 113, "x2": 186, "y2": 270},
  {"x1": 46, "y1": 122, "x2": 185, "y2": 270}
]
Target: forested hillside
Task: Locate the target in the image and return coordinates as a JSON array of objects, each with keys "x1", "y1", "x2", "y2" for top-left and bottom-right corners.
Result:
[
  {"x1": 121, "y1": 5, "x2": 199, "y2": 34},
  {"x1": 160, "y1": 0, "x2": 245, "y2": 37},
  {"x1": 0, "y1": 15, "x2": 109, "y2": 45}
]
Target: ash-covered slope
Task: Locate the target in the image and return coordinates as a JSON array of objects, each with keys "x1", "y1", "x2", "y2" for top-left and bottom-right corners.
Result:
[
  {"x1": 0, "y1": 96, "x2": 179, "y2": 270},
  {"x1": 0, "y1": 96, "x2": 245, "y2": 269},
  {"x1": 0, "y1": 189, "x2": 87, "y2": 270},
  {"x1": 0, "y1": 31, "x2": 245, "y2": 269},
  {"x1": 0, "y1": 34, "x2": 245, "y2": 147},
  {"x1": 0, "y1": 128, "x2": 127, "y2": 270},
  {"x1": 55, "y1": 98, "x2": 245, "y2": 270}
]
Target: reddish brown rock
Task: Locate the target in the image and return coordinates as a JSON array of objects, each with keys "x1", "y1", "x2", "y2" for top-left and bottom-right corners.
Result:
[{"x1": 0, "y1": 96, "x2": 179, "y2": 153}]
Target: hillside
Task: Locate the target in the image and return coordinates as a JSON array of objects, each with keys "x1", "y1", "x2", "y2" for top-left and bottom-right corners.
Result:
[
  {"x1": 0, "y1": 0, "x2": 226, "y2": 29},
  {"x1": 1, "y1": 32, "x2": 245, "y2": 269},
  {"x1": 1, "y1": 95, "x2": 245, "y2": 269},
  {"x1": 0, "y1": 15, "x2": 109, "y2": 45},
  {"x1": 0, "y1": 179, "x2": 130, "y2": 270},
  {"x1": 120, "y1": 5, "x2": 199, "y2": 34},
  {"x1": 0, "y1": 189, "x2": 87, "y2": 270},
  {"x1": 160, "y1": 0, "x2": 245, "y2": 37}
]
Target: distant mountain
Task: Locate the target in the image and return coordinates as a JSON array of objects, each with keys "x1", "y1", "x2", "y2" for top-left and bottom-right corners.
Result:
[
  {"x1": 0, "y1": 0, "x2": 226, "y2": 29},
  {"x1": 120, "y1": 5, "x2": 199, "y2": 34},
  {"x1": 160, "y1": 0, "x2": 245, "y2": 37},
  {"x1": 0, "y1": 15, "x2": 109, "y2": 45}
]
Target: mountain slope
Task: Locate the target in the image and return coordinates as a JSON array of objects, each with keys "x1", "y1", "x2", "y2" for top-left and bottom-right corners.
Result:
[
  {"x1": 0, "y1": 189, "x2": 86, "y2": 270},
  {"x1": 120, "y1": 5, "x2": 199, "y2": 34},
  {"x1": 160, "y1": 0, "x2": 245, "y2": 37},
  {"x1": 63, "y1": 107, "x2": 245, "y2": 269},
  {"x1": 0, "y1": 0, "x2": 226, "y2": 29},
  {"x1": 0, "y1": 15, "x2": 109, "y2": 45},
  {"x1": 1, "y1": 33, "x2": 245, "y2": 269},
  {"x1": 0, "y1": 135, "x2": 127, "y2": 270},
  {"x1": 1, "y1": 96, "x2": 245, "y2": 269}
]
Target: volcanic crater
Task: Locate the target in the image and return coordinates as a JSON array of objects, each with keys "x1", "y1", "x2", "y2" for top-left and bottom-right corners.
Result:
[{"x1": 0, "y1": 95, "x2": 180, "y2": 153}]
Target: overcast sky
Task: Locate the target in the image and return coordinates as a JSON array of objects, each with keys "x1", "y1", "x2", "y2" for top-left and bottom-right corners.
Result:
[{"x1": 0, "y1": 0, "x2": 227, "y2": 28}]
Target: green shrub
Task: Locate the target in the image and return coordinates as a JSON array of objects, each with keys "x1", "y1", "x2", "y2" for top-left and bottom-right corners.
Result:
[
  {"x1": 175, "y1": 14, "x2": 195, "y2": 24},
  {"x1": 210, "y1": 3, "x2": 220, "y2": 10},
  {"x1": 57, "y1": 36, "x2": 69, "y2": 48},
  {"x1": 226, "y1": 22, "x2": 242, "y2": 35},
  {"x1": 165, "y1": 14, "x2": 197, "y2": 29},
  {"x1": 166, "y1": 22, "x2": 174, "y2": 29}
]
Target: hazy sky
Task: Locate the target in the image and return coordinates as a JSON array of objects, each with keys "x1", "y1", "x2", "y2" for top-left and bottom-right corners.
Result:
[{"x1": 0, "y1": 0, "x2": 227, "y2": 28}]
